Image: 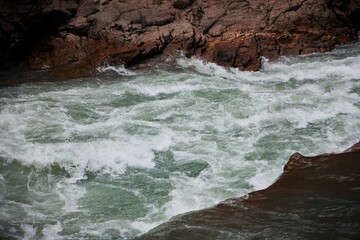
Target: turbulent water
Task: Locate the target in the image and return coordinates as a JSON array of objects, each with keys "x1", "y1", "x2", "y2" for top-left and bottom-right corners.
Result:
[{"x1": 0, "y1": 41, "x2": 360, "y2": 239}]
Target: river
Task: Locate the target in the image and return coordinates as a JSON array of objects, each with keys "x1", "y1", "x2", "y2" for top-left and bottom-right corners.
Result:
[{"x1": 0, "y1": 41, "x2": 359, "y2": 239}]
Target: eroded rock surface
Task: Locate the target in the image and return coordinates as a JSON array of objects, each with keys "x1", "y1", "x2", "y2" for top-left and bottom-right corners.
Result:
[
  {"x1": 139, "y1": 142, "x2": 360, "y2": 239},
  {"x1": 1, "y1": 0, "x2": 360, "y2": 78}
]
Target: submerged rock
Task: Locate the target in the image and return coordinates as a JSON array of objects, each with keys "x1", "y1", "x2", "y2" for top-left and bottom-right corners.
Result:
[
  {"x1": 1, "y1": 0, "x2": 360, "y2": 78},
  {"x1": 139, "y1": 142, "x2": 360, "y2": 239}
]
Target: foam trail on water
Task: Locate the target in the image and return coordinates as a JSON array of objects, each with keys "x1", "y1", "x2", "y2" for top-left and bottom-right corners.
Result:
[
  {"x1": 21, "y1": 224, "x2": 36, "y2": 240},
  {"x1": 97, "y1": 65, "x2": 137, "y2": 76}
]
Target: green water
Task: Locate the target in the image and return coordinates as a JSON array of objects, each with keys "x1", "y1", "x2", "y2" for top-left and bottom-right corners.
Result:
[{"x1": 0, "y1": 42, "x2": 360, "y2": 239}]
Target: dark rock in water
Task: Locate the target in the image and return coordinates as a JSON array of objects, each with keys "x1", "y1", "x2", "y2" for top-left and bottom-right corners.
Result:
[
  {"x1": 0, "y1": 0, "x2": 360, "y2": 78},
  {"x1": 139, "y1": 142, "x2": 360, "y2": 240}
]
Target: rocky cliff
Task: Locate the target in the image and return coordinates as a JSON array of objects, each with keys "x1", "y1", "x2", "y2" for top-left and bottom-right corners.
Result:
[{"x1": 1, "y1": 0, "x2": 360, "y2": 78}]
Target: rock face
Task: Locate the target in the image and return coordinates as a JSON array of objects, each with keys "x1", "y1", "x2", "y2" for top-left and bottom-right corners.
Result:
[
  {"x1": 139, "y1": 142, "x2": 360, "y2": 239},
  {"x1": 1, "y1": 0, "x2": 360, "y2": 78},
  {"x1": 0, "y1": 0, "x2": 78, "y2": 70}
]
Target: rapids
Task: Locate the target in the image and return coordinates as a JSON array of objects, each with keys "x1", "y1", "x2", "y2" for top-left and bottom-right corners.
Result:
[{"x1": 0, "y1": 41, "x2": 359, "y2": 239}]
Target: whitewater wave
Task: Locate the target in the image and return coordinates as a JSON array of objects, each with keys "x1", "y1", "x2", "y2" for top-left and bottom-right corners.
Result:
[
  {"x1": 176, "y1": 44, "x2": 360, "y2": 83},
  {"x1": 1, "y1": 131, "x2": 173, "y2": 180},
  {"x1": 96, "y1": 65, "x2": 137, "y2": 76}
]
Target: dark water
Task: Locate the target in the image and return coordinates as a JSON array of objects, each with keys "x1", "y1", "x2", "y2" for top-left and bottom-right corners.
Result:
[{"x1": 0, "y1": 41, "x2": 359, "y2": 239}]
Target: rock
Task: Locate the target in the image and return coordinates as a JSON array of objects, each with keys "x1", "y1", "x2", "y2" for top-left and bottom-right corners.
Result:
[
  {"x1": 0, "y1": 0, "x2": 360, "y2": 78},
  {"x1": 0, "y1": 0, "x2": 78, "y2": 70},
  {"x1": 216, "y1": 50, "x2": 235, "y2": 62},
  {"x1": 173, "y1": 0, "x2": 194, "y2": 10},
  {"x1": 139, "y1": 141, "x2": 360, "y2": 239}
]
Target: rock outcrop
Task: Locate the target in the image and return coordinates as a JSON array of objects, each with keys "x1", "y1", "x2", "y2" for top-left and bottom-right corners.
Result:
[
  {"x1": 139, "y1": 141, "x2": 360, "y2": 239},
  {"x1": 1, "y1": 0, "x2": 360, "y2": 78}
]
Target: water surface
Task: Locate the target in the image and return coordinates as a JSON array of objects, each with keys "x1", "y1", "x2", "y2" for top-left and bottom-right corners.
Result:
[{"x1": 0, "y1": 42, "x2": 359, "y2": 239}]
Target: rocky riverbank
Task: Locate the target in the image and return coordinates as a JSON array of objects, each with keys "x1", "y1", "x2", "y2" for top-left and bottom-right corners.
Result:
[
  {"x1": 1, "y1": 0, "x2": 360, "y2": 78},
  {"x1": 139, "y1": 142, "x2": 360, "y2": 239}
]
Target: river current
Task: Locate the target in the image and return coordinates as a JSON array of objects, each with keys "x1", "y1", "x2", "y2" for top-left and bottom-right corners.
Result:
[{"x1": 0, "y1": 42, "x2": 360, "y2": 239}]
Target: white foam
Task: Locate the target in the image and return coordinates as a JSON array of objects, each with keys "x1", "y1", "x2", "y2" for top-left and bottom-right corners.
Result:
[
  {"x1": 41, "y1": 222, "x2": 62, "y2": 240},
  {"x1": 164, "y1": 176, "x2": 220, "y2": 217},
  {"x1": 2, "y1": 128, "x2": 173, "y2": 180},
  {"x1": 96, "y1": 65, "x2": 137, "y2": 76},
  {"x1": 130, "y1": 221, "x2": 159, "y2": 235},
  {"x1": 247, "y1": 161, "x2": 283, "y2": 190},
  {"x1": 79, "y1": 220, "x2": 135, "y2": 239},
  {"x1": 55, "y1": 181, "x2": 86, "y2": 212},
  {"x1": 284, "y1": 97, "x2": 360, "y2": 129},
  {"x1": 21, "y1": 224, "x2": 37, "y2": 240},
  {"x1": 260, "y1": 54, "x2": 360, "y2": 82},
  {"x1": 128, "y1": 79, "x2": 203, "y2": 97},
  {"x1": 177, "y1": 56, "x2": 242, "y2": 80},
  {"x1": 176, "y1": 50, "x2": 360, "y2": 84}
]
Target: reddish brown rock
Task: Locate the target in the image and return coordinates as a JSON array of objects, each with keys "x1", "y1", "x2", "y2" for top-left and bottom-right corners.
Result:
[
  {"x1": 140, "y1": 141, "x2": 360, "y2": 239},
  {"x1": 1, "y1": 0, "x2": 360, "y2": 78}
]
